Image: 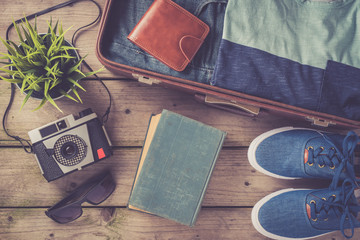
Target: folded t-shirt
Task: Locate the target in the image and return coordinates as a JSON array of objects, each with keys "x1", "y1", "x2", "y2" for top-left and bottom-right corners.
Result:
[{"x1": 211, "y1": 0, "x2": 360, "y2": 121}]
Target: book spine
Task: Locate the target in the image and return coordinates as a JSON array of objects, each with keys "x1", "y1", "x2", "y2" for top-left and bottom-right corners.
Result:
[
  {"x1": 127, "y1": 114, "x2": 155, "y2": 208},
  {"x1": 190, "y1": 132, "x2": 227, "y2": 226}
]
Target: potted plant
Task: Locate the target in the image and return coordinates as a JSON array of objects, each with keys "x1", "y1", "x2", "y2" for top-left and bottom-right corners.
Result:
[{"x1": 0, "y1": 17, "x2": 102, "y2": 112}]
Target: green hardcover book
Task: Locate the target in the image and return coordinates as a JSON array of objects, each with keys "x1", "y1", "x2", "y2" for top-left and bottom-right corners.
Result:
[{"x1": 128, "y1": 109, "x2": 227, "y2": 226}]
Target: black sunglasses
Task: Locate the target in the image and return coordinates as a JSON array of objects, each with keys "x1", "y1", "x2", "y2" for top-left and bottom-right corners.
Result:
[{"x1": 45, "y1": 171, "x2": 116, "y2": 223}]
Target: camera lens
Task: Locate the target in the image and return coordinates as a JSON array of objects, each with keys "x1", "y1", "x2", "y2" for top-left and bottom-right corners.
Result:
[
  {"x1": 54, "y1": 135, "x2": 87, "y2": 166},
  {"x1": 61, "y1": 142, "x2": 78, "y2": 159}
]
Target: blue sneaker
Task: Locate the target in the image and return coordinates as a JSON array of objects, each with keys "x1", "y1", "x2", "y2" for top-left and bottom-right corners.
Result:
[
  {"x1": 252, "y1": 178, "x2": 360, "y2": 239},
  {"x1": 248, "y1": 127, "x2": 360, "y2": 182}
]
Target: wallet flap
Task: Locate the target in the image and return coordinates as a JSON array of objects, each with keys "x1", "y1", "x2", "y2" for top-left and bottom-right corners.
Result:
[{"x1": 179, "y1": 35, "x2": 204, "y2": 62}]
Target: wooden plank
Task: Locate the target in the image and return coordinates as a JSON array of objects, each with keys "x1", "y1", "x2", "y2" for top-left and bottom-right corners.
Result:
[
  {"x1": 1, "y1": 80, "x2": 353, "y2": 148},
  {"x1": 0, "y1": 207, "x2": 354, "y2": 240},
  {"x1": 0, "y1": 1, "x2": 359, "y2": 239},
  {"x1": 0, "y1": 148, "x2": 332, "y2": 207}
]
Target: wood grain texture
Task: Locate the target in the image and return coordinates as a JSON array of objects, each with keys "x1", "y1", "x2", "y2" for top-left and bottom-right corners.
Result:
[
  {"x1": 0, "y1": 0, "x2": 112, "y2": 77},
  {"x1": 0, "y1": 0, "x2": 359, "y2": 239},
  {"x1": 1, "y1": 80, "x2": 354, "y2": 147},
  {"x1": 0, "y1": 208, "x2": 355, "y2": 240},
  {"x1": 0, "y1": 148, "x2": 337, "y2": 207}
]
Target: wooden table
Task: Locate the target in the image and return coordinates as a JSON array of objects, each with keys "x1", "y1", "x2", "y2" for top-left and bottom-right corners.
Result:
[{"x1": 0, "y1": 1, "x2": 359, "y2": 239}]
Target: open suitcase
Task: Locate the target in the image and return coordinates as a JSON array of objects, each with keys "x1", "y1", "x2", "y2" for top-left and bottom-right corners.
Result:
[{"x1": 95, "y1": 0, "x2": 360, "y2": 129}]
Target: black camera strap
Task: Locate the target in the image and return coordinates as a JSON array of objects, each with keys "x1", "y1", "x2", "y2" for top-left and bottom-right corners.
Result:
[{"x1": 2, "y1": 0, "x2": 111, "y2": 153}]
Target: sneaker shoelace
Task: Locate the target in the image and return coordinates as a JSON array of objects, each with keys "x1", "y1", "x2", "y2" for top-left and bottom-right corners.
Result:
[
  {"x1": 309, "y1": 178, "x2": 360, "y2": 239},
  {"x1": 328, "y1": 131, "x2": 360, "y2": 190},
  {"x1": 307, "y1": 131, "x2": 360, "y2": 189},
  {"x1": 307, "y1": 145, "x2": 339, "y2": 169}
]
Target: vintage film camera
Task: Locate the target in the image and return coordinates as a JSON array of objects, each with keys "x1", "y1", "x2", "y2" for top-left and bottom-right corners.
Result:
[{"x1": 28, "y1": 108, "x2": 112, "y2": 182}]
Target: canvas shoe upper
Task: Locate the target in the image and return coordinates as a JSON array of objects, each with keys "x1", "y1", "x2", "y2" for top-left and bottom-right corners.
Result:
[
  {"x1": 252, "y1": 178, "x2": 360, "y2": 239},
  {"x1": 248, "y1": 127, "x2": 359, "y2": 182}
]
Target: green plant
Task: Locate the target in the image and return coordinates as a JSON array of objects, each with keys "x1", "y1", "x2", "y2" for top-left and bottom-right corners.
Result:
[{"x1": 0, "y1": 17, "x2": 102, "y2": 112}]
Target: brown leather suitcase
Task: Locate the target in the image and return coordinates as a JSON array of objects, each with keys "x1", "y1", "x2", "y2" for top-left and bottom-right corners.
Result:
[{"x1": 95, "y1": 0, "x2": 360, "y2": 129}]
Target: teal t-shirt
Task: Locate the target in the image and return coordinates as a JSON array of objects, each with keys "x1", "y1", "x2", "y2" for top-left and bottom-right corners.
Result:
[
  {"x1": 223, "y1": 0, "x2": 360, "y2": 69},
  {"x1": 212, "y1": 0, "x2": 360, "y2": 121}
]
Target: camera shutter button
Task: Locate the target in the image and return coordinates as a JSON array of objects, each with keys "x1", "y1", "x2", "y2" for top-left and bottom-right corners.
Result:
[
  {"x1": 57, "y1": 120, "x2": 67, "y2": 130},
  {"x1": 79, "y1": 108, "x2": 93, "y2": 118}
]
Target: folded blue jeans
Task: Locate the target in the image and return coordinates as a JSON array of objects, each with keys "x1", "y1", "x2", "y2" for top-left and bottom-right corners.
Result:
[
  {"x1": 102, "y1": 0, "x2": 360, "y2": 121},
  {"x1": 102, "y1": 0, "x2": 228, "y2": 84}
]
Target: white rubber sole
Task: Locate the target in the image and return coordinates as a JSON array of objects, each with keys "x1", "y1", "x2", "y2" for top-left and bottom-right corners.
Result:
[
  {"x1": 248, "y1": 127, "x2": 300, "y2": 179},
  {"x1": 251, "y1": 188, "x2": 333, "y2": 240}
]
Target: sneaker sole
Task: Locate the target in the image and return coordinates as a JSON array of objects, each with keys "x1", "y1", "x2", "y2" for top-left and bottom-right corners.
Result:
[
  {"x1": 248, "y1": 127, "x2": 310, "y2": 180},
  {"x1": 251, "y1": 188, "x2": 335, "y2": 240}
]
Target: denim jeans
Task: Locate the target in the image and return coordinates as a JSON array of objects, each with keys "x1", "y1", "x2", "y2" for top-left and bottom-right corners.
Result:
[{"x1": 102, "y1": 0, "x2": 228, "y2": 84}]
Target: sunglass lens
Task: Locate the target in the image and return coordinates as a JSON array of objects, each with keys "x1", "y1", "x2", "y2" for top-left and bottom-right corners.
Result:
[
  {"x1": 86, "y1": 175, "x2": 115, "y2": 204},
  {"x1": 49, "y1": 206, "x2": 82, "y2": 224}
]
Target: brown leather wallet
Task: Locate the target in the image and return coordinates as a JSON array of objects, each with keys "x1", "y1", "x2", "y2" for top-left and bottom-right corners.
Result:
[{"x1": 127, "y1": 0, "x2": 210, "y2": 72}]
